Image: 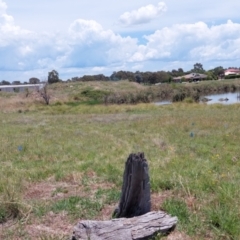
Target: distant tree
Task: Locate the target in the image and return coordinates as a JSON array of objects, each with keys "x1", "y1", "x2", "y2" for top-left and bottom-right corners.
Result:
[
  {"x1": 192, "y1": 63, "x2": 205, "y2": 73},
  {"x1": 141, "y1": 72, "x2": 152, "y2": 84},
  {"x1": 169, "y1": 68, "x2": 185, "y2": 78},
  {"x1": 1, "y1": 80, "x2": 10, "y2": 85},
  {"x1": 156, "y1": 71, "x2": 171, "y2": 83},
  {"x1": 110, "y1": 71, "x2": 135, "y2": 81},
  {"x1": 134, "y1": 72, "x2": 143, "y2": 84},
  {"x1": 213, "y1": 66, "x2": 224, "y2": 78},
  {"x1": 110, "y1": 71, "x2": 118, "y2": 81},
  {"x1": 71, "y1": 74, "x2": 109, "y2": 82},
  {"x1": 81, "y1": 75, "x2": 95, "y2": 81},
  {"x1": 93, "y1": 74, "x2": 109, "y2": 81},
  {"x1": 71, "y1": 77, "x2": 79, "y2": 82},
  {"x1": 206, "y1": 71, "x2": 215, "y2": 80},
  {"x1": 148, "y1": 73, "x2": 158, "y2": 84},
  {"x1": 29, "y1": 77, "x2": 40, "y2": 84},
  {"x1": 171, "y1": 69, "x2": 178, "y2": 77},
  {"x1": 178, "y1": 68, "x2": 184, "y2": 74},
  {"x1": 48, "y1": 70, "x2": 59, "y2": 84},
  {"x1": 206, "y1": 66, "x2": 224, "y2": 80}
]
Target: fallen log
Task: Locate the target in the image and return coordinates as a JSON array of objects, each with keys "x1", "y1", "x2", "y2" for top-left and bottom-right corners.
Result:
[{"x1": 72, "y1": 211, "x2": 178, "y2": 240}]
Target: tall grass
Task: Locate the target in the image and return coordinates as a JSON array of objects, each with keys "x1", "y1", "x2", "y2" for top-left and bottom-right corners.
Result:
[{"x1": 1, "y1": 79, "x2": 240, "y2": 109}]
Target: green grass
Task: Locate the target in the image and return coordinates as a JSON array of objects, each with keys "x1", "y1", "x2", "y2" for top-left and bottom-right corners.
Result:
[
  {"x1": 50, "y1": 196, "x2": 102, "y2": 219},
  {"x1": 162, "y1": 198, "x2": 190, "y2": 226},
  {"x1": 1, "y1": 83, "x2": 240, "y2": 239}
]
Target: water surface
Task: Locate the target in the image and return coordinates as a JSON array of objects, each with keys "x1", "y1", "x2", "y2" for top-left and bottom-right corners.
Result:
[
  {"x1": 202, "y1": 92, "x2": 240, "y2": 105},
  {"x1": 155, "y1": 92, "x2": 240, "y2": 105}
]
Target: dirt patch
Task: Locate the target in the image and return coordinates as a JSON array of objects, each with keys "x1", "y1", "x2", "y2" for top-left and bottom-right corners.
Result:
[
  {"x1": 167, "y1": 230, "x2": 192, "y2": 240},
  {"x1": 25, "y1": 211, "x2": 73, "y2": 239},
  {"x1": 20, "y1": 177, "x2": 117, "y2": 239},
  {"x1": 24, "y1": 181, "x2": 81, "y2": 201},
  {"x1": 151, "y1": 190, "x2": 173, "y2": 211},
  {"x1": 24, "y1": 172, "x2": 115, "y2": 202}
]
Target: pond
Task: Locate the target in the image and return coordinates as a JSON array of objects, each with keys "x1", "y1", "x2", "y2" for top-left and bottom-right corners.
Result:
[
  {"x1": 201, "y1": 92, "x2": 240, "y2": 105},
  {"x1": 155, "y1": 92, "x2": 240, "y2": 105},
  {"x1": 155, "y1": 100, "x2": 172, "y2": 106}
]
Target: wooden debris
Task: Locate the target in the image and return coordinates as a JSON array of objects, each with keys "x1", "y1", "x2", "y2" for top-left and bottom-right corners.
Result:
[{"x1": 72, "y1": 211, "x2": 178, "y2": 240}]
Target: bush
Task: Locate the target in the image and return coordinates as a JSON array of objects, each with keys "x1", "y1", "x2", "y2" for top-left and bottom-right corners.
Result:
[
  {"x1": 172, "y1": 89, "x2": 186, "y2": 102},
  {"x1": 183, "y1": 97, "x2": 194, "y2": 103},
  {"x1": 72, "y1": 88, "x2": 110, "y2": 104},
  {"x1": 224, "y1": 74, "x2": 239, "y2": 79}
]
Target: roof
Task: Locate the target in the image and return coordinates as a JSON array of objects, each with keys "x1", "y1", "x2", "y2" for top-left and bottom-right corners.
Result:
[{"x1": 225, "y1": 69, "x2": 240, "y2": 73}]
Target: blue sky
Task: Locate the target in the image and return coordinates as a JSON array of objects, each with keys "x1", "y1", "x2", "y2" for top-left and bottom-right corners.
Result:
[{"x1": 1, "y1": 0, "x2": 240, "y2": 82}]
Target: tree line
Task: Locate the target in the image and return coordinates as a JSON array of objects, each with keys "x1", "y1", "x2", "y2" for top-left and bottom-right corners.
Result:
[
  {"x1": 65, "y1": 64, "x2": 239, "y2": 84},
  {"x1": 1, "y1": 63, "x2": 240, "y2": 86}
]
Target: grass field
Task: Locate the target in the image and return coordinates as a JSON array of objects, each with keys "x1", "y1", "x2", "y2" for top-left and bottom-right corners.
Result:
[{"x1": 1, "y1": 81, "x2": 240, "y2": 239}]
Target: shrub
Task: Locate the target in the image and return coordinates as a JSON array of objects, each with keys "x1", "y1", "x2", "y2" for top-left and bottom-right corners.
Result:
[
  {"x1": 183, "y1": 97, "x2": 194, "y2": 103},
  {"x1": 172, "y1": 89, "x2": 186, "y2": 102},
  {"x1": 224, "y1": 74, "x2": 239, "y2": 79}
]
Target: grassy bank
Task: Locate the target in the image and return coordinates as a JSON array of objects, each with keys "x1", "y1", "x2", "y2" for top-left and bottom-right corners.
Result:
[
  {"x1": 1, "y1": 79, "x2": 240, "y2": 108},
  {"x1": 53, "y1": 78, "x2": 240, "y2": 104},
  {"x1": 1, "y1": 82, "x2": 240, "y2": 239}
]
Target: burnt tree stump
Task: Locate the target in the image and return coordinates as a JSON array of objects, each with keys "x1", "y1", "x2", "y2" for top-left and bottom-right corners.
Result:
[
  {"x1": 72, "y1": 153, "x2": 178, "y2": 240},
  {"x1": 113, "y1": 152, "x2": 151, "y2": 218}
]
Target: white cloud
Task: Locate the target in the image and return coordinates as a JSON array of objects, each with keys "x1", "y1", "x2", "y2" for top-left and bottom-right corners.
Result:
[
  {"x1": 129, "y1": 20, "x2": 240, "y2": 64},
  {"x1": 65, "y1": 19, "x2": 138, "y2": 68},
  {"x1": 92, "y1": 66, "x2": 106, "y2": 72},
  {"x1": 0, "y1": 6, "x2": 139, "y2": 76},
  {"x1": 69, "y1": 19, "x2": 104, "y2": 43},
  {"x1": 1, "y1": 0, "x2": 240, "y2": 82},
  {"x1": 0, "y1": 1, "x2": 28, "y2": 37},
  {"x1": 0, "y1": 0, "x2": 33, "y2": 58},
  {"x1": 131, "y1": 63, "x2": 144, "y2": 71},
  {"x1": 119, "y1": 2, "x2": 167, "y2": 26},
  {"x1": 0, "y1": 0, "x2": 7, "y2": 14},
  {"x1": 0, "y1": 1, "x2": 69, "y2": 72}
]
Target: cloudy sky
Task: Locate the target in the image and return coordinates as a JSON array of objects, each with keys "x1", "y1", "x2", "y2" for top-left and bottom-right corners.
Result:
[{"x1": 1, "y1": 0, "x2": 240, "y2": 82}]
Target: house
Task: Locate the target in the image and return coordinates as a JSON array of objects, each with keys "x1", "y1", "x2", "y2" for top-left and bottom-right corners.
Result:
[
  {"x1": 173, "y1": 73, "x2": 207, "y2": 82},
  {"x1": 224, "y1": 68, "x2": 240, "y2": 76}
]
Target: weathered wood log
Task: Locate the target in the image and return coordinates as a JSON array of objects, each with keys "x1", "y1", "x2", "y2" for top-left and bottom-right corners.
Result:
[
  {"x1": 113, "y1": 152, "x2": 151, "y2": 218},
  {"x1": 72, "y1": 211, "x2": 178, "y2": 240}
]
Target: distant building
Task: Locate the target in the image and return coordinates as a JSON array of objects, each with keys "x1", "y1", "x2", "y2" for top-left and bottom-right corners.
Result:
[
  {"x1": 224, "y1": 68, "x2": 240, "y2": 76},
  {"x1": 173, "y1": 73, "x2": 207, "y2": 82},
  {"x1": 0, "y1": 84, "x2": 44, "y2": 92}
]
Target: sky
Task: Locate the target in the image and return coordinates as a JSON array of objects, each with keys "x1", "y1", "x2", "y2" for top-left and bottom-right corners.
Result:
[{"x1": 1, "y1": 0, "x2": 240, "y2": 82}]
